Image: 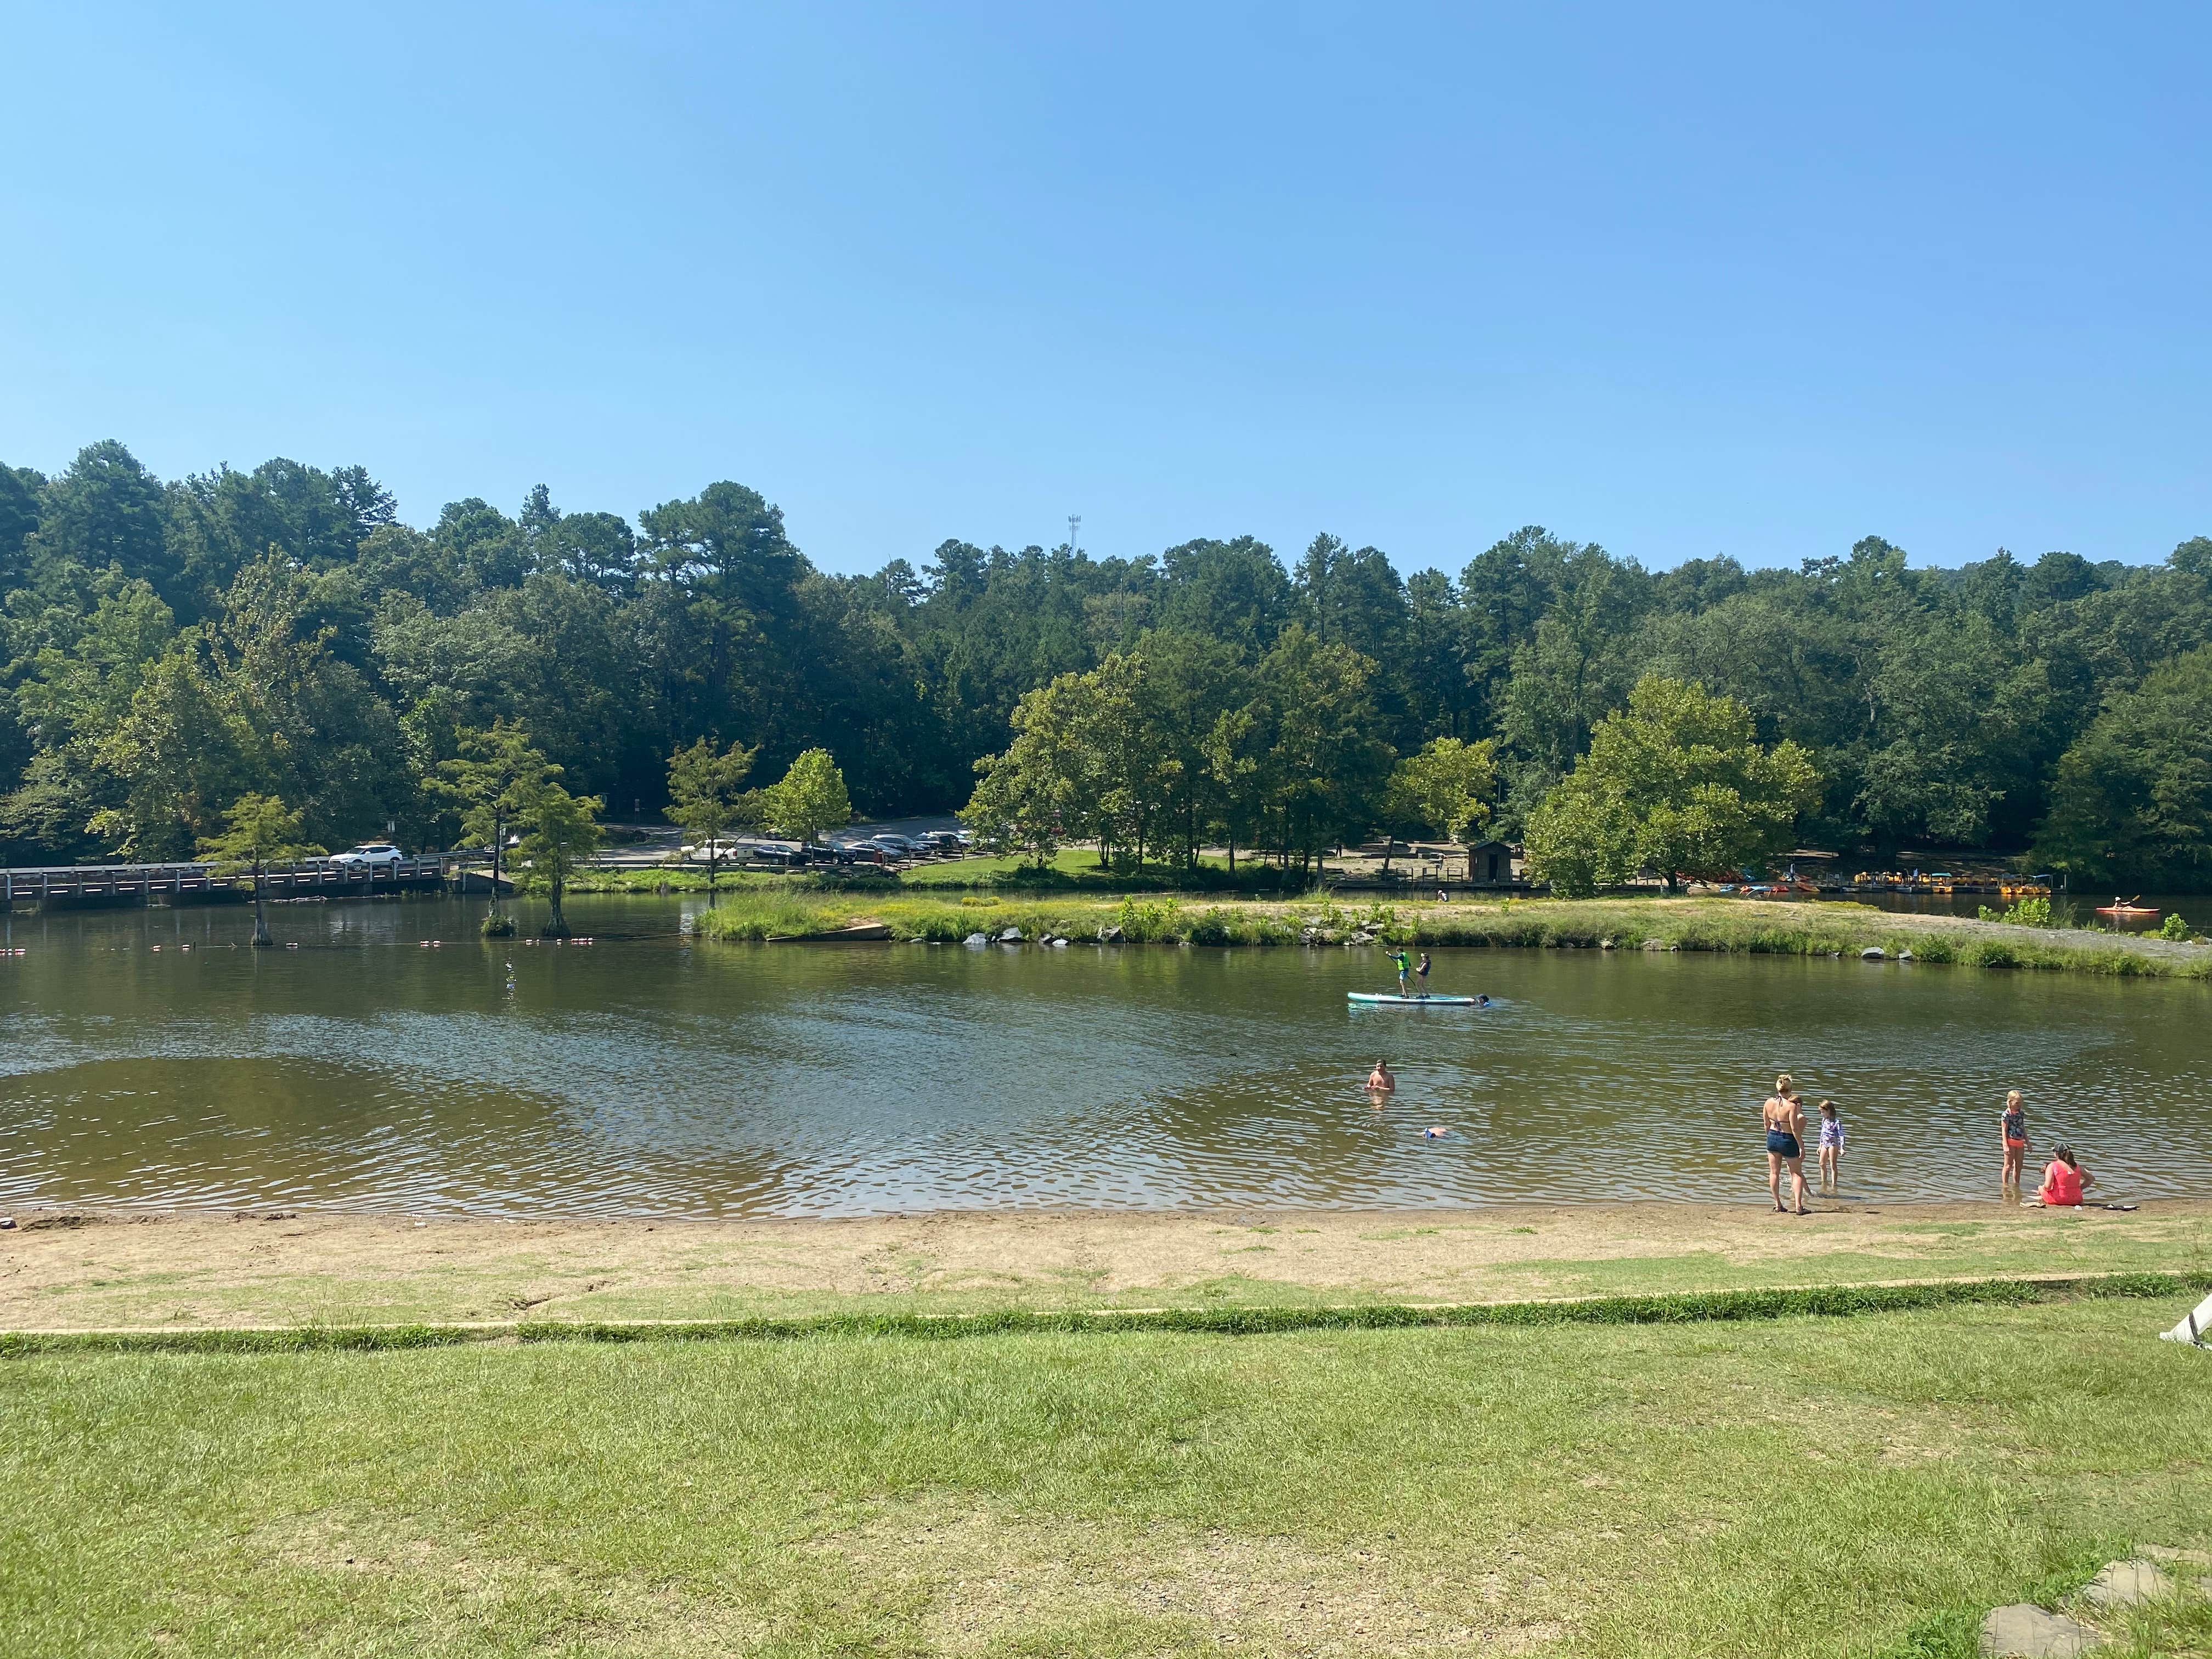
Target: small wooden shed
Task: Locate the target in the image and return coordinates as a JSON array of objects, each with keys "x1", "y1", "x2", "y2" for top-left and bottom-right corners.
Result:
[{"x1": 1464, "y1": 839, "x2": 1520, "y2": 885}]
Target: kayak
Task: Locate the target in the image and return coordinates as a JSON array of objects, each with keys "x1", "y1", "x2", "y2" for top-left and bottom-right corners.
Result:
[{"x1": 1347, "y1": 992, "x2": 1481, "y2": 1006}]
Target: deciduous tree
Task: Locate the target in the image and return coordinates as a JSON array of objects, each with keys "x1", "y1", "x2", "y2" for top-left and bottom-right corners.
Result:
[
  {"x1": 1524, "y1": 677, "x2": 1819, "y2": 898},
  {"x1": 758, "y1": 748, "x2": 851, "y2": 845},
  {"x1": 665, "y1": 736, "x2": 759, "y2": 893},
  {"x1": 197, "y1": 792, "x2": 322, "y2": 947}
]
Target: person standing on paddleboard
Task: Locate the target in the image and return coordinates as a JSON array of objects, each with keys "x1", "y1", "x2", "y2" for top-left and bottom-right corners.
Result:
[
  {"x1": 1391, "y1": 949, "x2": 1413, "y2": 996},
  {"x1": 1415, "y1": 952, "x2": 1432, "y2": 997}
]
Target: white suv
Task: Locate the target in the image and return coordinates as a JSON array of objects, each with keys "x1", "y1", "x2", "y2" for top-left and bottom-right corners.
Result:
[{"x1": 332, "y1": 843, "x2": 404, "y2": 870}]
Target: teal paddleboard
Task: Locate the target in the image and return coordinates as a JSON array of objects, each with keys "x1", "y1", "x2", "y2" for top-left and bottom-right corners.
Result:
[{"x1": 1347, "y1": 992, "x2": 1479, "y2": 1006}]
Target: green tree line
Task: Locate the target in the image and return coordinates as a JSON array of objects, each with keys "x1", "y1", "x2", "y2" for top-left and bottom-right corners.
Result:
[{"x1": 4, "y1": 441, "x2": 2210, "y2": 886}]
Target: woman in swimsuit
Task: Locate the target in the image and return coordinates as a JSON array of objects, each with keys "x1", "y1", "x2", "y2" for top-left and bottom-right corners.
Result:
[
  {"x1": 2000, "y1": 1090, "x2": 2030, "y2": 1198},
  {"x1": 1763, "y1": 1073, "x2": 1809, "y2": 1215}
]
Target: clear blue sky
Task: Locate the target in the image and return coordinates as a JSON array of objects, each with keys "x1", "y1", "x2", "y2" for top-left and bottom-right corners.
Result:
[{"x1": 2, "y1": 3, "x2": 2207, "y2": 577}]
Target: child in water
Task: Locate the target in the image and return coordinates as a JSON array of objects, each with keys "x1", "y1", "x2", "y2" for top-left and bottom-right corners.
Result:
[
  {"x1": 1815, "y1": 1099, "x2": 1844, "y2": 1193},
  {"x1": 2000, "y1": 1090, "x2": 2030, "y2": 1198}
]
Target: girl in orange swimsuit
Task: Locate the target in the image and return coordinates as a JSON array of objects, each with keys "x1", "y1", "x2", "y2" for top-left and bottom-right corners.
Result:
[{"x1": 2000, "y1": 1089, "x2": 2029, "y2": 1199}]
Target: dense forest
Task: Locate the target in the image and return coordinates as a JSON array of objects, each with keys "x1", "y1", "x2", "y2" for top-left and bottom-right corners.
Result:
[{"x1": 3, "y1": 441, "x2": 2209, "y2": 884}]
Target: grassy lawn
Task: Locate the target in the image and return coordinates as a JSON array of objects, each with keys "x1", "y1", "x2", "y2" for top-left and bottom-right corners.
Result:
[{"x1": 7, "y1": 1295, "x2": 2210, "y2": 1656}]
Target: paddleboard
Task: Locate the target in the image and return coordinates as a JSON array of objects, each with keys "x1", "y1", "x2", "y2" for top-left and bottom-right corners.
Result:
[{"x1": 1347, "y1": 992, "x2": 1480, "y2": 1006}]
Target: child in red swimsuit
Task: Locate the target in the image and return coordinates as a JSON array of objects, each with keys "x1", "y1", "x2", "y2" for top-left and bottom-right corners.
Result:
[{"x1": 2037, "y1": 1143, "x2": 2093, "y2": 1207}]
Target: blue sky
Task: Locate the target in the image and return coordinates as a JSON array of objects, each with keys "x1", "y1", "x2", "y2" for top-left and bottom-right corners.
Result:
[{"x1": 2, "y1": 3, "x2": 2206, "y2": 577}]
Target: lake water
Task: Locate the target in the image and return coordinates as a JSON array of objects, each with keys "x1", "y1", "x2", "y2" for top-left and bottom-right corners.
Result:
[{"x1": 2, "y1": 896, "x2": 2207, "y2": 1217}]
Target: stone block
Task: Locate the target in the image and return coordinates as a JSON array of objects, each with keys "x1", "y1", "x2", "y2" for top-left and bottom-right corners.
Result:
[
  {"x1": 1979, "y1": 1602, "x2": 2102, "y2": 1657},
  {"x1": 2079, "y1": 1558, "x2": 2172, "y2": 1609}
]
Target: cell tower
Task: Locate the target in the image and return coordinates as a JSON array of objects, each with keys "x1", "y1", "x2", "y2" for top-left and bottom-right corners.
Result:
[{"x1": 1067, "y1": 514, "x2": 1081, "y2": 555}]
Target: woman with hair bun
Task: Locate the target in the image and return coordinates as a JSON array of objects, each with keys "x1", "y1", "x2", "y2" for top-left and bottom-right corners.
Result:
[{"x1": 1763, "y1": 1073, "x2": 1809, "y2": 1215}]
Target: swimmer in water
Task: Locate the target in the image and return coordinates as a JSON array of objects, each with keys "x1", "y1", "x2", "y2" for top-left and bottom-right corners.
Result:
[
  {"x1": 1366, "y1": 1059, "x2": 1396, "y2": 1094},
  {"x1": 1476, "y1": 994, "x2": 1491, "y2": 1008}
]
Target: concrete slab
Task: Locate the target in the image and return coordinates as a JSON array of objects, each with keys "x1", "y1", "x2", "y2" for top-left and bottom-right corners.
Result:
[
  {"x1": 2080, "y1": 1558, "x2": 2173, "y2": 1609},
  {"x1": 1979, "y1": 1603, "x2": 2103, "y2": 1657},
  {"x1": 2136, "y1": 1544, "x2": 2212, "y2": 1567}
]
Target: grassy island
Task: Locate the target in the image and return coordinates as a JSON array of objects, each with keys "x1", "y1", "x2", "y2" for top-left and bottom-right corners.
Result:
[{"x1": 670, "y1": 885, "x2": 2212, "y2": 979}]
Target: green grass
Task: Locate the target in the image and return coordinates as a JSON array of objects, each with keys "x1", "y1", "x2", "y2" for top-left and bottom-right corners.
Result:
[
  {"x1": 6, "y1": 1270, "x2": 2207, "y2": 1356},
  {"x1": 674, "y1": 890, "x2": 2212, "y2": 977},
  {"x1": 894, "y1": 848, "x2": 1306, "y2": 891},
  {"x1": 7, "y1": 1293, "x2": 2209, "y2": 1656}
]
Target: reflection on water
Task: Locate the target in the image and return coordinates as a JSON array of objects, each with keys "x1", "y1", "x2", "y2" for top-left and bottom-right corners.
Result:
[
  {"x1": 2, "y1": 896, "x2": 2208, "y2": 1216},
  {"x1": 1846, "y1": 891, "x2": 2203, "y2": 932}
]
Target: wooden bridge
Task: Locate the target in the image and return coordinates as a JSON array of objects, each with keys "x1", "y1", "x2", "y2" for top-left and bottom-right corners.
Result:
[{"x1": 2, "y1": 857, "x2": 454, "y2": 909}]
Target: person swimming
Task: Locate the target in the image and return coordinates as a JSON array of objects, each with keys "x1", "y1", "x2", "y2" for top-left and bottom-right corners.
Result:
[
  {"x1": 1476, "y1": 994, "x2": 1491, "y2": 1008},
  {"x1": 1366, "y1": 1059, "x2": 1396, "y2": 1093}
]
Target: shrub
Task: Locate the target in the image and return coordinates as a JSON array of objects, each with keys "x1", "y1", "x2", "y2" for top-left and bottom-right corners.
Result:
[{"x1": 1113, "y1": 896, "x2": 1184, "y2": 941}]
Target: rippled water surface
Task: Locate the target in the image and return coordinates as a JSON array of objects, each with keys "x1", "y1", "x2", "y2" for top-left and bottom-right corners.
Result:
[{"x1": 2, "y1": 896, "x2": 2207, "y2": 1215}]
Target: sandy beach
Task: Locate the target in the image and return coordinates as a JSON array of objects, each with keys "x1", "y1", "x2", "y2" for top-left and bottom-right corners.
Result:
[{"x1": 5, "y1": 1195, "x2": 2207, "y2": 1332}]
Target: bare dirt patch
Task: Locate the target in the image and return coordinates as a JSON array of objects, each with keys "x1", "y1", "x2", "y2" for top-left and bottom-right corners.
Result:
[
  {"x1": 806, "y1": 1501, "x2": 1573, "y2": 1656},
  {"x1": 3, "y1": 1198, "x2": 2206, "y2": 1333},
  {"x1": 247, "y1": 1510, "x2": 768, "y2": 1656}
]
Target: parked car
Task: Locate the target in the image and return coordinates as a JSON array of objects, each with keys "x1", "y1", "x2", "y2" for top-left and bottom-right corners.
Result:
[
  {"x1": 332, "y1": 843, "x2": 404, "y2": 870},
  {"x1": 682, "y1": 839, "x2": 752, "y2": 864},
  {"x1": 868, "y1": 835, "x2": 918, "y2": 855}
]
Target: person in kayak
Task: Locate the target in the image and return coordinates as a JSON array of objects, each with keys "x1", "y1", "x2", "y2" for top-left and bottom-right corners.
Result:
[{"x1": 1391, "y1": 949, "x2": 1414, "y2": 996}]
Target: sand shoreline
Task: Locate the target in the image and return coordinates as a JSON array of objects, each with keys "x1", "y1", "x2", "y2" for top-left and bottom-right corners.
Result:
[{"x1": 7, "y1": 1196, "x2": 2208, "y2": 1334}]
